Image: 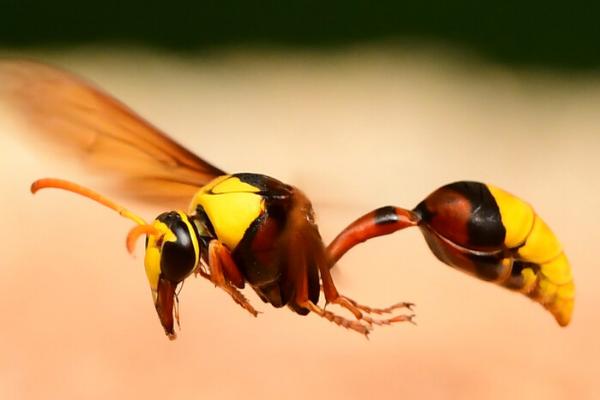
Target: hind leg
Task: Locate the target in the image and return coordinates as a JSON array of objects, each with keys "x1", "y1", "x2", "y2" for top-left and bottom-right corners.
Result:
[
  {"x1": 292, "y1": 259, "x2": 414, "y2": 335},
  {"x1": 332, "y1": 295, "x2": 415, "y2": 327},
  {"x1": 294, "y1": 263, "x2": 373, "y2": 336},
  {"x1": 302, "y1": 300, "x2": 372, "y2": 336},
  {"x1": 317, "y1": 256, "x2": 415, "y2": 329}
]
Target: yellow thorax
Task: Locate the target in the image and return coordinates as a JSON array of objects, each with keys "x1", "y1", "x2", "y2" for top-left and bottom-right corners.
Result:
[{"x1": 190, "y1": 175, "x2": 265, "y2": 250}]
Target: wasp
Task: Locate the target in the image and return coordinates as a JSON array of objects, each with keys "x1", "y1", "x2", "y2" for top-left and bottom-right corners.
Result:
[
  {"x1": 1, "y1": 61, "x2": 414, "y2": 339},
  {"x1": 328, "y1": 181, "x2": 574, "y2": 326}
]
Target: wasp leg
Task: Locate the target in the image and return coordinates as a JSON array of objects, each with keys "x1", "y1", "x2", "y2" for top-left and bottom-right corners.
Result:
[
  {"x1": 303, "y1": 300, "x2": 372, "y2": 336},
  {"x1": 205, "y1": 240, "x2": 258, "y2": 317},
  {"x1": 316, "y1": 251, "x2": 415, "y2": 330},
  {"x1": 329, "y1": 295, "x2": 415, "y2": 327},
  {"x1": 319, "y1": 289, "x2": 414, "y2": 315},
  {"x1": 327, "y1": 206, "x2": 420, "y2": 265},
  {"x1": 289, "y1": 263, "x2": 369, "y2": 335},
  {"x1": 332, "y1": 296, "x2": 415, "y2": 326},
  {"x1": 213, "y1": 241, "x2": 245, "y2": 289}
]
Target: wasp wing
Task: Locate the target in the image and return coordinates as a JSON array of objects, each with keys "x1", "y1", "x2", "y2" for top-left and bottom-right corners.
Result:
[{"x1": 0, "y1": 60, "x2": 226, "y2": 207}]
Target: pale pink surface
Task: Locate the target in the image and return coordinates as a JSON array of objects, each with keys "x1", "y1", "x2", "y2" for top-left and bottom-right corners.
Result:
[{"x1": 1, "y1": 50, "x2": 598, "y2": 399}]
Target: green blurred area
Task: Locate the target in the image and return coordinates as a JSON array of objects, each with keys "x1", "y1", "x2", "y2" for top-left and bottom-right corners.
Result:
[{"x1": 1, "y1": 1, "x2": 599, "y2": 70}]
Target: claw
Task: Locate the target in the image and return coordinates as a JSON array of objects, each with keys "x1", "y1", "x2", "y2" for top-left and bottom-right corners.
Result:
[
  {"x1": 304, "y1": 301, "x2": 373, "y2": 337},
  {"x1": 329, "y1": 295, "x2": 416, "y2": 330}
]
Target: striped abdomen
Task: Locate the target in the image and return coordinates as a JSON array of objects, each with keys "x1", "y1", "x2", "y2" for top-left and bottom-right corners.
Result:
[{"x1": 414, "y1": 181, "x2": 574, "y2": 326}]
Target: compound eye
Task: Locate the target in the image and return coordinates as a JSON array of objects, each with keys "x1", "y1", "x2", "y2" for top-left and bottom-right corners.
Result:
[{"x1": 157, "y1": 212, "x2": 199, "y2": 283}]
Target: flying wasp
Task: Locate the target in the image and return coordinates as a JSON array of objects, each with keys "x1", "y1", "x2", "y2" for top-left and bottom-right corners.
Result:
[
  {"x1": 328, "y1": 181, "x2": 574, "y2": 326},
  {"x1": 0, "y1": 61, "x2": 414, "y2": 339}
]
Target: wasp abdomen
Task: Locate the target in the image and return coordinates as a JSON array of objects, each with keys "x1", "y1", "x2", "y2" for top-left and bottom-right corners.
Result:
[{"x1": 414, "y1": 181, "x2": 574, "y2": 326}]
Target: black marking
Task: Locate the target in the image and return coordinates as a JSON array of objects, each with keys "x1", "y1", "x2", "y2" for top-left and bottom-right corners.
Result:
[
  {"x1": 412, "y1": 201, "x2": 432, "y2": 223},
  {"x1": 233, "y1": 173, "x2": 293, "y2": 200},
  {"x1": 504, "y1": 260, "x2": 539, "y2": 290},
  {"x1": 232, "y1": 213, "x2": 275, "y2": 283},
  {"x1": 447, "y1": 181, "x2": 506, "y2": 249},
  {"x1": 374, "y1": 206, "x2": 399, "y2": 225},
  {"x1": 264, "y1": 193, "x2": 291, "y2": 226},
  {"x1": 233, "y1": 184, "x2": 290, "y2": 256},
  {"x1": 233, "y1": 173, "x2": 279, "y2": 191},
  {"x1": 239, "y1": 214, "x2": 268, "y2": 251},
  {"x1": 470, "y1": 253, "x2": 506, "y2": 281}
]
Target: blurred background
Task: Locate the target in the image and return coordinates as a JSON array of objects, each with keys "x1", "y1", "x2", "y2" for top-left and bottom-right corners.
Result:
[{"x1": 1, "y1": 2, "x2": 599, "y2": 399}]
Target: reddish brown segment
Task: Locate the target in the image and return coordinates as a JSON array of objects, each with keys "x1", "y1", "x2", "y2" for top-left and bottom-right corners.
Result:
[
  {"x1": 327, "y1": 206, "x2": 420, "y2": 265},
  {"x1": 416, "y1": 187, "x2": 472, "y2": 249},
  {"x1": 206, "y1": 241, "x2": 258, "y2": 317},
  {"x1": 413, "y1": 182, "x2": 507, "y2": 252},
  {"x1": 155, "y1": 276, "x2": 177, "y2": 340},
  {"x1": 218, "y1": 249, "x2": 246, "y2": 289},
  {"x1": 249, "y1": 215, "x2": 283, "y2": 275}
]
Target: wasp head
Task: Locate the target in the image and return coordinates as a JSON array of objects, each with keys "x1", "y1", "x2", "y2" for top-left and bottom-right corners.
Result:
[{"x1": 128, "y1": 210, "x2": 200, "y2": 339}]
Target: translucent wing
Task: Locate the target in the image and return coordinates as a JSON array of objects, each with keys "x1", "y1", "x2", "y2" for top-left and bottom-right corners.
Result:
[{"x1": 0, "y1": 60, "x2": 226, "y2": 207}]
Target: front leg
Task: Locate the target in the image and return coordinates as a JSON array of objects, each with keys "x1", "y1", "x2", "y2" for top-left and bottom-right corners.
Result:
[{"x1": 198, "y1": 240, "x2": 259, "y2": 317}]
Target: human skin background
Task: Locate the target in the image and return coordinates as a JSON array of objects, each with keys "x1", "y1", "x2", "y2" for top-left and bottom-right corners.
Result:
[{"x1": 0, "y1": 48, "x2": 599, "y2": 399}]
